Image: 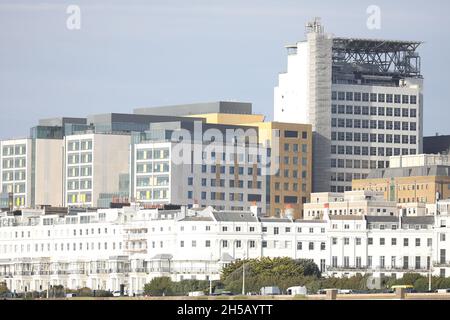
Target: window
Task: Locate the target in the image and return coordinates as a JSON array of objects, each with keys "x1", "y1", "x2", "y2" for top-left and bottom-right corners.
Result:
[
  {"x1": 344, "y1": 238, "x2": 349, "y2": 245},
  {"x1": 356, "y1": 238, "x2": 361, "y2": 246},
  {"x1": 320, "y1": 242, "x2": 326, "y2": 251},
  {"x1": 309, "y1": 242, "x2": 314, "y2": 250},
  {"x1": 297, "y1": 242, "x2": 302, "y2": 250},
  {"x1": 368, "y1": 238, "x2": 373, "y2": 245},
  {"x1": 404, "y1": 238, "x2": 409, "y2": 247},
  {"x1": 332, "y1": 257, "x2": 338, "y2": 268},
  {"x1": 380, "y1": 256, "x2": 385, "y2": 269},
  {"x1": 415, "y1": 256, "x2": 421, "y2": 270},
  {"x1": 380, "y1": 238, "x2": 385, "y2": 246},
  {"x1": 415, "y1": 238, "x2": 421, "y2": 247},
  {"x1": 392, "y1": 238, "x2": 397, "y2": 246}
]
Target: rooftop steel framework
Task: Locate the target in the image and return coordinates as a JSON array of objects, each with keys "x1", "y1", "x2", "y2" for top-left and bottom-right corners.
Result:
[{"x1": 332, "y1": 38, "x2": 422, "y2": 78}]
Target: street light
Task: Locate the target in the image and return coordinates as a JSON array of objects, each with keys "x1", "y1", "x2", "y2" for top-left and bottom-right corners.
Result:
[
  {"x1": 242, "y1": 252, "x2": 246, "y2": 296},
  {"x1": 428, "y1": 246, "x2": 433, "y2": 292},
  {"x1": 209, "y1": 253, "x2": 213, "y2": 296}
]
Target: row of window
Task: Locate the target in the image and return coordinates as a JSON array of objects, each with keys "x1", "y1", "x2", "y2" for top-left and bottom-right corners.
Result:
[
  {"x1": 2, "y1": 171, "x2": 26, "y2": 182},
  {"x1": 67, "y1": 154, "x2": 93, "y2": 165},
  {"x1": 67, "y1": 140, "x2": 93, "y2": 152},
  {"x1": 274, "y1": 169, "x2": 308, "y2": 179},
  {"x1": 2, "y1": 145, "x2": 26, "y2": 157},
  {"x1": 176, "y1": 225, "x2": 325, "y2": 234},
  {"x1": 332, "y1": 144, "x2": 416, "y2": 157},
  {"x1": 2, "y1": 183, "x2": 26, "y2": 194},
  {"x1": 200, "y1": 165, "x2": 263, "y2": 176},
  {"x1": 331, "y1": 171, "x2": 368, "y2": 182},
  {"x1": 282, "y1": 130, "x2": 309, "y2": 139},
  {"x1": 2, "y1": 158, "x2": 26, "y2": 169},
  {"x1": 67, "y1": 180, "x2": 92, "y2": 191},
  {"x1": 283, "y1": 143, "x2": 309, "y2": 153},
  {"x1": 332, "y1": 92, "x2": 417, "y2": 104},
  {"x1": 189, "y1": 178, "x2": 263, "y2": 189},
  {"x1": 332, "y1": 118, "x2": 417, "y2": 131},
  {"x1": 274, "y1": 182, "x2": 308, "y2": 193},
  {"x1": 136, "y1": 149, "x2": 170, "y2": 161},
  {"x1": 332, "y1": 158, "x2": 391, "y2": 170},
  {"x1": 136, "y1": 162, "x2": 170, "y2": 174},
  {"x1": 67, "y1": 193, "x2": 92, "y2": 204},
  {"x1": 331, "y1": 255, "x2": 428, "y2": 270},
  {"x1": 10, "y1": 227, "x2": 115, "y2": 239},
  {"x1": 1, "y1": 241, "x2": 122, "y2": 254},
  {"x1": 279, "y1": 156, "x2": 308, "y2": 166},
  {"x1": 331, "y1": 105, "x2": 417, "y2": 117},
  {"x1": 332, "y1": 132, "x2": 418, "y2": 145},
  {"x1": 67, "y1": 166, "x2": 92, "y2": 178},
  {"x1": 333, "y1": 237, "x2": 433, "y2": 247},
  {"x1": 136, "y1": 189, "x2": 169, "y2": 201}
]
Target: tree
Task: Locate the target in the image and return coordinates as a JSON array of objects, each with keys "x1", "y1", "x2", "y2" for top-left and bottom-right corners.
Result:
[
  {"x1": 221, "y1": 258, "x2": 322, "y2": 294},
  {"x1": 0, "y1": 282, "x2": 9, "y2": 295},
  {"x1": 144, "y1": 277, "x2": 174, "y2": 296}
]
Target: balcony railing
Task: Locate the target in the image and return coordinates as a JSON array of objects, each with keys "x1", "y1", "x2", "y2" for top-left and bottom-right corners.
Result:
[
  {"x1": 434, "y1": 261, "x2": 450, "y2": 267},
  {"x1": 327, "y1": 266, "x2": 430, "y2": 273}
]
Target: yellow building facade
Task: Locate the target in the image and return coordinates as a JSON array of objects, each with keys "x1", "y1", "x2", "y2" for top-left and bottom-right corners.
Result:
[
  {"x1": 353, "y1": 175, "x2": 450, "y2": 204},
  {"x1": 187, "y1": 113, "x2": 313, "y2": 219}
]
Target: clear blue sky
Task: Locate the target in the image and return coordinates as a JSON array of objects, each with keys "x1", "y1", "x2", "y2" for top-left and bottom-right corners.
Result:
[{"x1": 0, "y1": 0, "x2": 448, "y2": 139}]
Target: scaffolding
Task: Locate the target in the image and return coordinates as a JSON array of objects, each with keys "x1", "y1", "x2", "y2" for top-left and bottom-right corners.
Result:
[{"x1": 332, "y1": 38, "x2": 422, "y2": 78}]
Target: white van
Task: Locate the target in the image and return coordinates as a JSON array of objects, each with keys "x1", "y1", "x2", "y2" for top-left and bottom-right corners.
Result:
[
  {"x1": 338, "y1": 289, "x2": 354, "y2": 295},
  {"x1": 437, "y1": 289, "x2": 450, "y2": 294},
  {"x1": 287, "y1": 286, "x2": 307, "y2": 296},
  {"x1": 188, "y1": 291, "x2": 206, "y2": 297}
]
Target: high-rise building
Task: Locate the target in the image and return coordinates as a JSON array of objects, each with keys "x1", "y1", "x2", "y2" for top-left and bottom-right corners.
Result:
[
  {"x1": 134, "y1": 102, "x2": 313, "y2": 219},
  {"x1": 0, "y1": 139, "x2": 32, "y2": 208},
  {"x1": 130, "y1": 119, "x2": 268, "y2": 215},
  {"x1": 64, "y1": 133, "x2": 131, "y2": 207},
  {"x1": 274, "y1": 18, "x2": 423, "y2": 193}
]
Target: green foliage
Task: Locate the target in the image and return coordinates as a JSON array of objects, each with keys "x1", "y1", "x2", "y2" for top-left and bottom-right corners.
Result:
[
  {"x1": 221, "y1": 258, "x2": 321, "y2": 294},
  {"x1": 386, "y1": 273, "x2": 450, "y2": 292},
  {"x1": 143, "y1": 278, "x2": 218, "y2": 296},
  {"x1": 144, "y1": 277, "x2": 174, "y2": 296},
  {"x1": 0, "y1": 282, "x2": 9, "y2": 295}
]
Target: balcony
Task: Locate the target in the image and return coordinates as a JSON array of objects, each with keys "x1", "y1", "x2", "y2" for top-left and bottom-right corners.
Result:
[
  {"x1": 434, "y1": 261, "x2": 450, "y2": 268},
  {"x1": 125, "y1": 234, "x2": 147, "y2": 241},
  {"x1": 0, "y1": 273, "x2": 13, "y2": 278},
  {"x1": 326, "y1": 266, "x2": 367, "y2": 272},
  {"x1": 327, "y1": 266, "x2": 430, "y2": 273}
]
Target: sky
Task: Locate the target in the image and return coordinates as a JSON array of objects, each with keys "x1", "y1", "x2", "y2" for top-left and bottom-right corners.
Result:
[{"x1": 0, "y1": 0, "x2": 449, "y2": 139}]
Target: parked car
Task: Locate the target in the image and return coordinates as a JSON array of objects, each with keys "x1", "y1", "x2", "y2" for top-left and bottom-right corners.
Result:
[
  {"x1": 188, "y1": 291, "x2": 206, "y2": 297},
  {"x1": 287, "y1": 286, "x2": 307, "y2": 296},
  {"x1": 338, "y1": 289, "x2": 354, "y2": 295},
  {"x1": 316, "y1": 289, "x2": 327, "y2": 295},
  {"x1": 437, "y1": 289, "x2": 450, "y2": 294},
  {"x1": 112, "y1": 291, "x2": 122, "y2": 297},
  {"x1": 260, "y1": 286, "x2": 281, "y2": 296}
]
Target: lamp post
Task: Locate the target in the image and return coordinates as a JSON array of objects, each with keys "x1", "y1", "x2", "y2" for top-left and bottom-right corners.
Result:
[
  {"x1": 209, "y1": 253, "x2": 213, "y2": 296},
  {"x1": 242, "y1": 253, "x2": 246, "y2": 296},
  {"x1": 428, "y1": 246, "x2": 433, "y2": 292}
]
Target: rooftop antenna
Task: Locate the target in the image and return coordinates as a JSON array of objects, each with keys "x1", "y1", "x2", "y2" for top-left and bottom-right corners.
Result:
[{"x1": 305, "y1": 17, "x2": 324, "y2": 35}]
